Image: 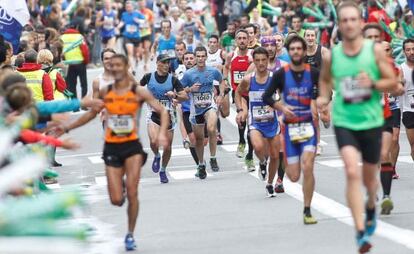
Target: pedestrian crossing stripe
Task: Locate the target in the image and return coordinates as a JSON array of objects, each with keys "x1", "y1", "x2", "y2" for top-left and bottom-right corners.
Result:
[
  {"x1": 221, "y1": 144, "x2": 238, "y2": 152},
  {"x1": 396, "y1": 155, "x2": 413, "y2": 164},
  {"x1": 168, "y1": 170, "x2": 212, "y2": 180},
  {"x1": 317, "y1": 157, "x2": 413, "y2": 168}
]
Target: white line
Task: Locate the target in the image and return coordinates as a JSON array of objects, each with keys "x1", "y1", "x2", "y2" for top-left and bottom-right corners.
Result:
[
  {"x1": 319, "y1": 140, "x2": 328, "y2": 146},
  {"x1": 46, "y1": 183, "x2": 61, "y2": 189},
  {"x1": 169, "y1": 170, "x2": 212, "y2": 180},
  {"x1": 89, "y1": 156, "x2": 103, "y2": 164},
  {"x1": 226, "y1": 107, "x2": 414, "y2": 250}
]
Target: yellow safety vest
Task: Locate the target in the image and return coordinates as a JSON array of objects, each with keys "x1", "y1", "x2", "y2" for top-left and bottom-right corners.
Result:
[
  {"x1": 18, "y1": 70, "x2": 45, "y2": 102},
  {"x1": 48, "y1": 69, "x2": 66, "y2": 100},
  {"x1": 61, "y1": 33, "x2": 84, "y2": 65}
]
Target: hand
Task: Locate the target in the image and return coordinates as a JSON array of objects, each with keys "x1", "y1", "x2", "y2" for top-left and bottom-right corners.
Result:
[
  {"x1": 158, "y1": 132, "x2": 168, "y2": 150},
  {"x1": 356, "y1": 72, "x2": 374, "y2": 89},
  {"x1": 50, "y1": 123, "x2": 67, "y2": 137},
  {"x1": 190, "y1": 83, "x2": 201, "y2": 92},
  {"x1": 81, "y1": 97, "x2": 104, "y2": 112},
  {"x1": 165, "y1": 91, "x2": 176, "y2": 99},
  {"x1": 391, "y1": 83, "x2": 405, "y2": 96},
  {"x1": 316, "y1": 97, "x2": 330, "y2": 122},
  {"x1": 216, "y1": 95, "x2": 223, "y2": 107},
  {"x1": 281, "y1": 105, "x2": 296, "y2": 119},
  {"x1": 61, "y1": 138, "x2": 80, "y2": 150},
  {"x1": 5, "y1": 111, "x2": 20, "y2": 125},
  {"x1": 236, "y1": 111, "x2": 247, "y2": 127}
]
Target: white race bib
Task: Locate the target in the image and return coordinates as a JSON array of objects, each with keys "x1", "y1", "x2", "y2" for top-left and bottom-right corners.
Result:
[
  {"x1": 340, "y1": 77, "x2": 372, "y2": 104},
  {"x1": 108, "y1": 115, "x2": 134, "y2": 135},
  {"x1": 288, "y1": 123, "x2": 314, "y2": 143},
  {"x1": 161, "y1": 49, "x2": 176, "y2": 58},
  {"x1": 159, "y1": 99, "x2": 172, "y2": 110},
  {"x1": 407, "y1": 90, "x2": 414, "y2": 109},
  {"x1": 103, "y1": 17, "x2": 114, "y2": 30},
  {"x1": 126, "y1": 24, "x2": 138, "y2": 33},
  {"x1": 193, "y1": 92, "x2": 212, "y2": 108},
  {"x1": 233, "y1": 71, "x2": 245, "y2": 84},
  {"x1": 252, "y1": 106, "x2": 274, "y2": 122}
]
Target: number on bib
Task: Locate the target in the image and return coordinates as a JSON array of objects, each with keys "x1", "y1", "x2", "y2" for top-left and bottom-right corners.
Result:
[
  {"x1": 233, "y1": 71, "x2": 245, "y2": 84},
  {"x1": 288, "y1": 123, "x2": 314, "y2": 143},
  {"x1": 252, "y1": 106, "x2": 274, "y2": 122},
  {"x1": 108, "y1": 115, "x2": 134, "y2": 136},
  {"x1": 159, "y1": 99, "x2": 172, "y2": 110},
  {"x1": 341, "y1": 77, "x2": 372, "y2": 104},
  {"x1": 193, "y1": 92, "x2": 212, "y2": 108},
  {"x1": 126, "y1": 24, "x2": 137, "y2": 33}
]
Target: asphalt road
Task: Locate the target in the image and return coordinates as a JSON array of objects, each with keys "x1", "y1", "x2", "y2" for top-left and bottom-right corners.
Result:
[{"x1": 17, "y1": 65, "x2": 414, "y2": 254}]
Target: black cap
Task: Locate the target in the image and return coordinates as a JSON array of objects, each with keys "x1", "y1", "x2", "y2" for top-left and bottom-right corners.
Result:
[{"x1": 157, "y1": 54, "x2": 174, "y2": 62}]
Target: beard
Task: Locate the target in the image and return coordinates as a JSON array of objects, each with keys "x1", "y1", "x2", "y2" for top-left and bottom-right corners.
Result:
[{"x1": 291, "y1": 58, "x2": 303, "y2": 66}]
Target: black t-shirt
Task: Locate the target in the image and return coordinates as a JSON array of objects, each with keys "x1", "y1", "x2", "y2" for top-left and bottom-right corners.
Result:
[
  {"x1": 263, "y1": 66, "x2": 319, "y2": 106},
  {"x1": 140, "y1": 72, "x2": 184, "y2": 92}
]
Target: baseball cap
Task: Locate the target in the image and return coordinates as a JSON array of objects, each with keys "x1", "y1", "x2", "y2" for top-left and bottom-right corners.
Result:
[{"x1": 157, "y1": 54, "x2": 174, "y2": 62}]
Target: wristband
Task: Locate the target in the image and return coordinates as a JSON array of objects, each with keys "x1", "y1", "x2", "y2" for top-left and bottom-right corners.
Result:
[{"x1": 236, "y1": 108, "x2": 243, "y2": 113}]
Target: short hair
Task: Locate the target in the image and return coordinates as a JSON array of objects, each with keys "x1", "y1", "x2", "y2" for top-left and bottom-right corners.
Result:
[
  {"x1": 185, "y1": 6, "x2": 193, "y2": 11},
  {"x1": 175, "y1": 41, "x2": 187, "y2": 49},
  {"x1": 24, "y1": 49, "x2": 38, "y2": 63},
  {"x1": 1, "y1": 72, "x2": 26, "y2": 91},
  {"x1": 101, "y1": 48, "x2": 116, "y2": 61},
  {"x1": 183, "y1": 51, "x2": 195, "y2": 57},
  {"x1": 6, "y1": 85, "x2": 33, "y2": 111},
  {"x1": 291, "y1": 15, "x2": 302, "y2": 22},
  {"x1": 208, "y1": 34, "x2": 219, "y2": 42},
  {"x1": 252, "y1": 47, "x2": 269, "y2": 59},
  {"x1": 304, "y1": 29, "x2": 318, "y2": 37},
  {"x1": 37, "y1": 49, "x2": 54, "y2": 65},
  {"x1": 278, "y1": 15, "x2": 287, "y2": 21},
  {"x1": 194, "y1": 46, "x2": 207, "y2": 55},
  {"x1": 235, "y1": 29, "x2": 248, "y2": 37},
  {"x1": 245, "y1": 23, "x2": 258, "y2": 34},
  {"x1": 362, "y1": 23, "x2": 382, "y2": 37},
  {"x1": 161, "y1": 19, "x2": 171, "y2": 27},
  {"x1": 337, "y1": 1, "x2": 362, "y2": 20},
  {"x1": 241, "y1": 14, "x2": 250, "y2": 20},
  {"x1": 286, "y1": 35, "x2": 307, "y2": 51},
  {"x1": 403, "y1": 38, "x2": 414, "y2": 50},
  {"x1": 111, "y1": 54, "x2": 129, "y2": 65}
]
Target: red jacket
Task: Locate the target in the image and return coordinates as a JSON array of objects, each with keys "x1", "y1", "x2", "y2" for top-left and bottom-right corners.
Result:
[
  {"x1": 17, "y1": 63, "x2": 54, "y2": 101},
  {"x1": 20, "y1": 129, "x2": 63, "y2": 147},
  {"x1": 62, "y1": 28, "x2": 90, "y2": 64}
]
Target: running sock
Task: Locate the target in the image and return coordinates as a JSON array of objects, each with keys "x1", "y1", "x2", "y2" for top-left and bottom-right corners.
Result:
[
  {"x1": 357, "y1": 230, "x2": 365, "y2": 239},
  {"x1": 160, "y1": 167, "x2": 166, "y2": 172},
  {"x1": 380, "y1": 163, "x2": 393, "y2": 197},
  {"x1": 278, "y1": 152, "x2": 285, "y2": 180},
  {"x1": 260, "y1": 159, "x2": 266, "y2": 165},
  {"x1": 189, "y1": 147, "x2": 199, "y2": 164},
  {"x1": 210, "y1": 156, "x2": 216, "y2": 160},
  {"x1": 245, "y1": 132, "x2": 254, "y2": 160},
  {"x1": 239, "y1": 122, "x2": 246, "y2": 144},
  {"x1": 366, "y1": 206, "x2": 376, "y2": 221},
  {"x1": 303, "y1": 207, "x2": 311, "y2": 217},
  {"x1": 155, "y1": 152, "x2": 161, "y2": 158},
  {"x1": 217, "y1": 118, "x2": 221, "y2": 133}
]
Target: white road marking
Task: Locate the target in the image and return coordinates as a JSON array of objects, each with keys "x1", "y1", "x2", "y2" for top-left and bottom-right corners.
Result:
[
  {"x1": 46, "y1": 183, "x2": 61, "y2": 189},
  {"x1": 228, "y1": 107, "x2": 414, "y2": 250},
  {"x1": 89, "y1": 156, "x2": 104, "y2": 164},
  {"x1": 396, "y1": 155, "x2": 413, "y2": 164},
  {"x1": 317, "y1": 159, "x2": 345, "y2": 168},
  {"x1": 221, "y1": 144, "x2": 238, "y2": 152},
  {"x1": 169, "y1": 170, "x2": 212, "y2": 180},
  {"x1": 319, "y1": 140, "x2": 328, "y2": 146}
]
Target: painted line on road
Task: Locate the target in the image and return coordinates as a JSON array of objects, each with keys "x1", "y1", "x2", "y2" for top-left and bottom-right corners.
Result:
[
  {"x1": 169, "y1": 170, "x2": 212, "y2": 180},
  {"x1": 46, "y1": 183, "x2": 61, "y2": 189},
  {"x1": 227, "y1": 106, "x2": 414, "y2": 250}
]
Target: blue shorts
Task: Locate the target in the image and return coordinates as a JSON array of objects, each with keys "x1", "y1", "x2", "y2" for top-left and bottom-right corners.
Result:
[
  {"x1": 249, "y1": 123, "x2": 280, "y2": 138},
  {"x1": 283, "y1": 123, "x2": 317, "y2": 164}
]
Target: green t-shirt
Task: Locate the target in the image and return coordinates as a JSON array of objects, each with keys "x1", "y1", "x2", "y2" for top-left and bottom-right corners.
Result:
[
  {"x1": 331, "y1": 40, "x2": 383, "y2": 130},
  {"x1": 221, "y1": 34, "x2": 235, "y2": 52}
]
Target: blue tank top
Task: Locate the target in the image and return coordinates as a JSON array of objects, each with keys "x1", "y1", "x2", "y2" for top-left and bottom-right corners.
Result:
[
  {"x1": 158, "y1": 35, "x2": 176, "y2": 57},
  {"x1": 121, "y1": 11, "x2": 144, "y2": 39},
  {"x1": 268, "y1": 58, "x2": 282, "y2": 73},
  {"x1": 148, "y1": 73, "x2": 174, "y2": 111},
  {"x1": 282, "y1": 65, "x2": 313, "y2": 124},
  {"x1": 249, "y1": 72, "x2": 278, "y2": 129},
  {"x1": 101, "y1": 9, "x2": 116, "y2": 38},
  {"x1": 183, "y1": 21, "x2": 201, "y2": 40}
]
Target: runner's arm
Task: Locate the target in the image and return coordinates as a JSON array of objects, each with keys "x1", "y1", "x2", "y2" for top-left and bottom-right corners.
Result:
[
  {"x1": 63, "y1": 109, "x2": 99, "y2": 134},
  {"x1": 151, "y1": 38, "x2": 159, "y2": 57},
  {"x1": 223, "y1": 52, "x2": 232, "y2": 84},
  {"x1": 92, "y1": 78, "x2": 100, "y2": 99},
  {"x1": 263, "y1": 69, "x2": 283, "y2": 109},
  {"x1": 318, "y1": 50, "x2": 333, "y2": 104},
  {"x1": 171, "y1": 77, "x2": 189, "y2": 102},
  {"x1": 245, "y1": 62, "x2": 256, "y2": 75},
  {"x1": 137, "y1": 86, "x2": 169, "y2": 135},
  {"x1": 374, "y1": 43, "x2": 398, "y2": 93},
  {"x1": 95, "y1": 11, "x2": 103, "y2": 27},
  {"x1": 235, "y1": 75, "x2": 249, "y2": 112}
]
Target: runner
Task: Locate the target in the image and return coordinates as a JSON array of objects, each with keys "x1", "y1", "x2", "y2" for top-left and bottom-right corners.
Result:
[
  {"x1": 137, "y1": 0, "x2": 154, "y2": 72},
  {"x1": 96, "y1": 0, "x2": 118, "y2": 49},
  {"x1": 92, "y1": 48, "x2": 116, "y2": 99},
  {"x1": 58, "y1": 54, "x2": 169, "y2": 251},
  {"x1": 263, "y1": 35, "x2": 319, "y2": 224},
  {"x1": 224, "y1": 29, "x2": 255, "y2": 171},
  {"x1": 140, "y1": 54, "x2": 188, "y2": 184},
  {"x1": 182, "y1": 6, "x2": 206, "y2": 41},
  {"x1": 245, "y1": 24, "x2": 260, "y2": 50},
  {"x1": 171, "y1": 42, "x2": 187, "y2": 76},
  {"x1": 151, "y1": 19, "x2": 177, "y2": 60},
  {"x1": 235, "y1": 47, "x2": 281, "y2": 197},
  {"x1": 317, "y1": 2, "x2": 400, "y2": 252},
  {"x1": 181, "y1": 46, "x2": 225, "y2": 178}
]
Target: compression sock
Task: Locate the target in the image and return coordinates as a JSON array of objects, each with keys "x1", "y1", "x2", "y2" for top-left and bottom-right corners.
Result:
[
  {"x1": 189, "y1": 147, "x2": 199, "y2": 165},
  {"x1": 380, "y1": 162, "x2": 393, "y2": 197}
]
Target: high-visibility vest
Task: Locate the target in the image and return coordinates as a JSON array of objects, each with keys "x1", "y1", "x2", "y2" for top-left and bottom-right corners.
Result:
[
  {"x1": 18, "y1": 70, "x2": 45, "y2": 102},
  {"x1": 61, "y1": 33, "x2": 84, "y2": 65},
  {"x1": 48, "y1": 69, "x2": 66, "y2": 100}
]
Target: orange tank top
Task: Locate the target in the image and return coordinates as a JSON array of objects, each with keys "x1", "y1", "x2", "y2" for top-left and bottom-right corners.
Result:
[{"x1": 104, "y1": 84, "x2": 140, "y2": 143}]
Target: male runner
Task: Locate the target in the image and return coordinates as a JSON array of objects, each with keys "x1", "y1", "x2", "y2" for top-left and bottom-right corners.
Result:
[
  {"x1": 224, "y1": 29, "x2": 255, "y2": 171},
  {"x1": 92, "y1": 48, "x2": 116, "y2": 99},
  {"x1": 59, "y1": 54, "x2": 169, "y2": 251},
  {"x1": 236, "y1": 47, "x2": 281, "y2": 197},
  {"x1": 317, "y1": 2, "x2": 400, "y2": 252},
  {"x1": 171, "y1": 41, "x2": 187, "y2": 75},
  {"x1": 181, "y1": 46, "x2": 225, "y2": 178},
  {"x1": 96, "y1": 0, "x2": 118, "y2": 49},
  {"x1": 140, "y1": 54, "x2": 188, "y2": 183},
  {"x1": 245, "y1": 24, "x2": 260, "y2": 50},
  {"x1": 151, "y1": 19, "x2": 177, "y2": 59},
  {"x1": 264, "y1": 35, "x2": 319, "y2": 225}
]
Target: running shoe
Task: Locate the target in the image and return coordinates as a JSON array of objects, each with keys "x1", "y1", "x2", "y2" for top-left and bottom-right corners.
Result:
[
  {"x1": 183, "y1": 139, "x2": 190, "y2": 149},
  {"x1": 236, "y1": 143, "x2": 246, "y2": 158},
  {"x1": 316, "y1": 144, "x2": 322, "y2": 156},
  {"x1": 197, "y1": 164, "x2": 207, "y2": 179},
  {"x1": 303, "y1": 214, "x2": 318, "y2": 225},
  {"x1": 266, "y1": 184, "x2": 275, "y2": 198},
  {"x1": 210, "y1": 158, "x2": 219, "y2": 172},
  {"x1": 274, "y1": 178, "x2": 285, "y2": 193},
  {"x1": 259, "y1": 162, "x2": 267, "y2": 181},
  {"x1": 245, "y1": 158, "x2": 256, "y2": 172},
  {"x1": 52, "y1": 161, "x2": 62, "y2": 167},
  {"x1": 356, "y1": 233, "x2": 372, "y2": 254},
  {"x1": 152, "y1": 156, "x2": 161, "y2": 173},
  {"x1": 43, "y1": 176, "x2": 58, "y2": 185},
  {"x1": 322, "y1": 120, "x2": 330, "y2": 129},
  {"x1": 124, "y1": 233, "x2": 136, "y2": 251},
  {"x1": 159, "y1": 171, "x2": 169, "y2": 183},
  {"x1": 380, "y1": 197, "x2": 394, "y2": 215},
  {"x1": 217, "y1": 134, "x2": 223, "y2": 145},
  {"x1": 365, "y1": 209, "x2": 377, "y2": 236}
]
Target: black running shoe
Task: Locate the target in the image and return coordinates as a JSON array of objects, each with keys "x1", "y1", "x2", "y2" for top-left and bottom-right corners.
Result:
[
  {"x1": 210, "y1": 158, "x2": 219, "y2": 172},
  {"x1": 198, "y1": 165, "x2": 207, "y2": 179},
  {"x1": 259, "y1": 162, "x2": 267, "y2": 181},
  {"x1": 266, "y1": 184, "x2": 275, "y2": 198}
]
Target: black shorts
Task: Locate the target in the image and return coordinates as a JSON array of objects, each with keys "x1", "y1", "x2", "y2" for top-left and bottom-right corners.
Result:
[
  {"x1": 391, "y1": 109, "x2": 401, "y2": 129},
  {"x1": 102, "y1": 140, "x2": 147, "y2": 168},
  {"x1": 101, "y1": 36, "x2": 114, "y2": 44},
  {"x1": 124, "y1": 37, "x2": 141, "y2": 47},
  {"x1": 150, "y1": 112, "x2": 174, "y2": 130},
  {"x1": 141, "y1": 35, "x2": 151, "y2": 42},
  {"x1": 402, "y1": 111, "x2": 414, "y2": 129},
  {"x1": 334, "y1": 126, "x2": 382, "y2": 164},
  {"x1": 383, "y1": 117, "x2": 393, "y2": 134},
  {"x1": 183, "y1": 111, "x2": 208, "y2": 137}
]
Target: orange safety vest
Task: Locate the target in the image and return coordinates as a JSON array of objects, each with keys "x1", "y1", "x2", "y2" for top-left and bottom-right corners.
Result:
[{"x1": 104, "y1": 84, "x2": 140, "y2": 143}]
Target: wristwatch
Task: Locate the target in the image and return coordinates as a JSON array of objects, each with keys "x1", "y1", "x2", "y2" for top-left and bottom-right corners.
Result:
[{"x1": 236, "y1": 108, "x2": 243, "y2": 113}]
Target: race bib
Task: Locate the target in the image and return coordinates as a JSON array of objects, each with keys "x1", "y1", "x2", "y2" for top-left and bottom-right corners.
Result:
[
  {"x1": 288, "y1": 123, "x2": 314, "y2": 143},
  {"x1": 233, "y1": 71, "x2": 245, "y2": 84},
  {"x1": 161, "y1": 49, "x2": 176, "y2": 58},
  {"x1": 108, "y1": 115, "x2": 134, "y2": 135},
  {"x1": 103, "y1": 17, "x2": 114, "y2": 30},
  {"x1": 252, "y1": 106, "x2": 274, "y2": 122},
  {"x1": 126, "y1": 24, "x2": 138, "y2": 33},
  {"x1": 388, "y1": 93, "x2": 397, "y2": 104},
  {"x1": 407, "y1": 90, "x2": 414, "y2": 109},
  {"x1": 340, "y1": 77, "x2": 372, "y2": 104},
  {"x1": 159, "y1": 99, "x2": 172, "y2": 110},
  {"x1": 193, "y1": 92, "x2": 212, "y2": 108}
]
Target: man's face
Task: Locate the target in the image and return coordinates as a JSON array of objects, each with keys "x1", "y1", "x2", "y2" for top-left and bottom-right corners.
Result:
[
  {"x1": 103, "y1": 52, "x2": 115, "y2": 71},
  {"x1": 240, "y1": 16, "x2": 249, "y2": 26},
  {"x1": 236, "y1": 32, "x2": 248, "y2": 50},
  {"x1": 288, "y1": 41, "x2": 305, "y2": 66},
  {"x1": 125, "y1": 2, "x2": 133, "y2": 12},
  {"x1": 195, "y1": 51, "x2": 207, "y2": 67},
  {"x1": 278, "y1": 17, "x2": 286, "y2": 27},
  {"x1": 104, "y1": 0, "x2": 111, "y2": 8},
  {"x1": 263, "y1": 42, "x2": 276, "y2": 59},
  {"x1": 175, "y1": 44, "x2": 186, "y2": 59},
  {"x1": 157, "y1": 59, "x2": 170, "y2": 74},
  {"x1": 183, "y1": 53, "x2": 196, "y2": 69},
  {"x1": 37, "y1": 33, "x2": 45, "y2": 43},
  {"x1": 253, "y1": 53, "x2": 268, "y2": 72},
  {"x1": 246, "y1": 27, "x2": 255, "y2": 43},
  {"x1": 292, "y1": 18, "x2": 302, "y2": 32},
  {"x1": 275, "y1": 35, "x2": 284, "y2": 51},
  {"x1": 228, "y1": 24, "x2": 236, "y2": 35},
  {"x1": 138, "y1": 0, "x2": 146, "y2": 9},
  {"x1": 208, "y1": 38, "x2": 218, "y2": 52},
  {"x1": 364, "y1": 28, "x2": 381, "y2": 43},
  {"x1": 305, "y1": 31, "x2": 316, "y2": 47},
  {"x1": 161, "y1": 22, "x2": 171, "y2": 35},
  {"x1": 111, "y1": 58, "x2": 128, "y2": 81},
  {"x1": 404, "y1": 42, "x2": 414, "y2": 63},
  {"x1": 338, "y1": 6, "x2": 363, "y2": 41},
  {"x1": 185, "y1": 9, "x2": 193, "y2": 19}
]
